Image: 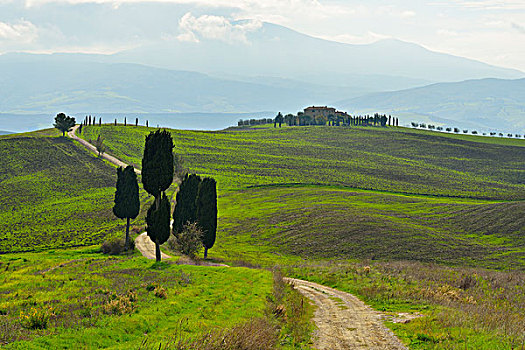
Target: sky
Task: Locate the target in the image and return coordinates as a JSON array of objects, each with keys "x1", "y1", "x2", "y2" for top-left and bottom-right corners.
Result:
[{"x1": 0, "y1": 0, "x2": 524, "y2": 71}]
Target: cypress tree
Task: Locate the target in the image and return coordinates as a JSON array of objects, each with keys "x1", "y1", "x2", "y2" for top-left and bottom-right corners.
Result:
[
  {"x1": 146, "y1": 193, "x2": 171, "y2": 261},
  {"x1": 136, "y1": 118, "x2": 139, "y2": 126},
  {"x1": 142, "y1": 130, "x2": 174, "y2": 203},
  {"x1": 173, "y1": 174, "x2": 202, "y2": 235},
  {"x1": 124, "y1": 117, "x2": 127, "y2": 126},
  {"x1": 113, "y1": 166, "x2": 140, "y2": 250},
  {"x1": 196, "y1": 177, "x2": 217, "y2": 258}
]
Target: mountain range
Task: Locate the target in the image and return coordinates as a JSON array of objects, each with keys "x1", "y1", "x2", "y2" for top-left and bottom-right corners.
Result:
[
  {"x1": 336, "y1": 78, "x2": 525, "y2": 132},
  {"x1": 0, "y1": 22, "x2": 523, "y2": 132}
]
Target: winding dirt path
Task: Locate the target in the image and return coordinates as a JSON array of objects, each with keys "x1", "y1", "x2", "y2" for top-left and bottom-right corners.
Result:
[
  {"x1": 284, "y1": 278, "x2": 408, "y2": 350},
  {"x1": 135, "y1": 232, "x2": 171, "y2": 260},
  {"x1": 68, "y1": 125, "x2": 141, "y2": 174}
]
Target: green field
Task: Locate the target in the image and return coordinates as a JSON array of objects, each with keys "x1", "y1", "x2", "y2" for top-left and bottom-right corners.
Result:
[
  {"x1": 214, "y1": 185, "x2": 525, "y2": 269},
  {"x1": 0, "y1": 248, "x2": 274, "y2": 349},
  {"x1": 2, "y1": 123, "x2": 524, "y2": 349},
  {"x1": 81, "y1": 125, "x2": 525, "y2": 200},
  {"x1": 80, "y1": 124, "x2": 525, "y2": 269}
]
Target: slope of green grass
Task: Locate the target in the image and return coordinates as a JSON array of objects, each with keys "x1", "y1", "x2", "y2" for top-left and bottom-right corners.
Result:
[
  {"x1": 0, "y1": 248, "x2": 272, "y2": 348},
  {"x1": 213, "y1": 185, "x2": 525, "y2": 269},
  {"x1": 81, "y1": 125, "x2": 525, "y2": 200}
]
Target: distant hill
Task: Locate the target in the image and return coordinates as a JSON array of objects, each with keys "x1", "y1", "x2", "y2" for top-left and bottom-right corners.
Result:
[
  {"x1": 337, "y1": 78, "x2": 525, "y2": 132},
  {"x1": 0, "y1": 130, "x2": 12, "y2": 135}
]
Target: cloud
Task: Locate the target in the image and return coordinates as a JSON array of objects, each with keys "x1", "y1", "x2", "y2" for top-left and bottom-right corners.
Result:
[
  {"x1": 176, "y1": 12, "x2": 261, "y2": 44},
  {"x1": 0, "y1": 20, "x2": 38, "y2": 42}
]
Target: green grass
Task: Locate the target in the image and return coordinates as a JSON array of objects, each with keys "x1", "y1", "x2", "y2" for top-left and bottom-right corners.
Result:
[
  {"x1": 81, "y1": 125, "x2": 525, "y2": 200},
  {"x1": 0, "y1": 130, "x2": 182, "y2": 254},
  {"x1": 213, "y1": 185, "x2": 525, "y2": 269},
  {"x1": 0, "y1": 248, "x2": 272, "y2": 349}
]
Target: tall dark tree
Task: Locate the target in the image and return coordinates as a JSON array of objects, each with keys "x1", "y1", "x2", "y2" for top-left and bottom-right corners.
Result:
[
  {"x1": 173, "y1": 174, "x2": 202, "y2": 235},
  {"x1": 136, "y1": 118, "x2": 139, "y2": 126},
  {"x1": 113, "y1": 166, "x2": 140, "y2": 250},
  {"x1": 196, "y1": 177, "x2": 217, "y2": 258},
  {"x1": 142, "y1": 130, "x2": 174, "y2": 205},
  {"x1": 54, "y1": 113, "x2": 76, "y2": 136},
  {"x1": 274, "y1": 112, "x2": 284, "y2": 128},
  {"x1": 146, "y1": 193, "x2": 171, "y2": 262}
]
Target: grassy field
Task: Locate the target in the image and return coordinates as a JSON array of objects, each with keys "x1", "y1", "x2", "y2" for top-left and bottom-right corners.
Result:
[
  {"x1": 213, "y1": 185, "x2": 525, "y2": 270},
  {"x1": 80, "y1": 124, "x2": 525, "y2": 269},
  {"x1": 0, "y1": 130, "x2": 123, "y2": 253},
  {"x1": 0, "y1": 248, "x2": 276, "y2": 349},
  {"x1": 0, "y1": 129, "x2": 182, "y2": 254},
  {"x1": 81, "y1": 125, "x2": 525, "y2": 200},
  {"x1": 3, "y1": 123, "x2": 524, "y2": 348}
]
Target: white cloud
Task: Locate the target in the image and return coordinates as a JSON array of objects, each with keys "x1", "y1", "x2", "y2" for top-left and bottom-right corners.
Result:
[
  {"x1": 0, "y1": 20, "x2": 38, "y2": 43},
  {"x1": 176, "y1": 12, "x2": 261, "y2": 44}
]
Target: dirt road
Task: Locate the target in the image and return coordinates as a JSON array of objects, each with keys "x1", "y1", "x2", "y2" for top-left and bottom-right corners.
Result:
[
  {"x1": 135, "y1": 233, "x2": 171, "y2": 260},
  {"x1": 68, "y1": 125, "x2": 141, "y2": 174},
  {"x1": 284, "y1": 278, "x2": 408, "y2": 350}
]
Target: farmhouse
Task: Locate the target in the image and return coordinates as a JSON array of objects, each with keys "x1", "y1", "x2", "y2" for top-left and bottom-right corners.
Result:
[{"x1": 303, "y1": 106, "x2": 349, "y2": 119}]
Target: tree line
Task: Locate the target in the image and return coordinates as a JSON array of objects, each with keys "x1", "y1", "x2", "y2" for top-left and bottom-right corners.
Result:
[
  {"x1": 411, "y1": 122, "x2": 524, "y2": 139},
  {"x1": 238, "y1": 112, "x2": 399, "y2": 128}
]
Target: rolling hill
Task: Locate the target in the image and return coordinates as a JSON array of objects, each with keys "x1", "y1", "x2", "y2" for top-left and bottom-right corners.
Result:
[
  {"x1": 79, "y1": 124, "x2": 525, "y2": 269},
  {"x1": 338, "y1": 78, "x2": 525, "y2": 132}
]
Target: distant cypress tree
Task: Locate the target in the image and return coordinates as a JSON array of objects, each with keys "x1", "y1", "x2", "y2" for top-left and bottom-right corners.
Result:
[
  {"x1": 124, "y1": 117, "x2": 127, "y2": 126},
  {"x1": 136, "y1": 118, "x2": 139, "y2": 126},
  {"x1": 196, "y1": 177, "x2": 217, "y2": 258},
  {"x1": 99, "y1": 117, "x2": 101, "y2": 126},
  {"x1": 114, "y1": 119, "x2": 117, "y2": 126},
  {"x1": 146, "y1": 120, "x2": 149, "y2": 128},
  {"x1": 146, "y1": 193, "x2": 171, "y2": 261},
  {"x1": 173, "y1": 174, "x2": 202, "y2": 235},
  {"x1": 113, "y1": 166, "x2": 140, "y2": 250}
]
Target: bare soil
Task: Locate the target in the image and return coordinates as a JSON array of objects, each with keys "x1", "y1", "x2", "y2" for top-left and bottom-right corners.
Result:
[
  {"x1": 135, "y1": 232, "x2": 171, "y2": 260},
  {"x1": 285, "y1": 278, "x2": 408, "y2": 350}
]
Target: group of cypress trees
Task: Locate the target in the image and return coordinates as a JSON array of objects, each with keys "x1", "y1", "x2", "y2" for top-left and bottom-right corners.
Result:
[
  {"x1": 173, "y1": 174, "x2": 217, "y2": 258},
  {"x1": 112, "y1": 130, "x2": 217, "y2": 262}
]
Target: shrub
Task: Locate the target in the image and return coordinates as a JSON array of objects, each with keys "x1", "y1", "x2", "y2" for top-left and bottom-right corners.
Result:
[
  {"x1": 101, "y1": 238, "x2": 134, "y2": 255},
  {"x1": 154, "y1": 286, "x2": 167, "y2": 299},
  {"x1": 20, "y1": 307, "x2": 54, "y2": 330},
  {"x1": 174, "y1": 222, "x2": 203, "y2": 258},
  {"x1": 103, "y1": 290, "x2": 136, "y2": 315}
]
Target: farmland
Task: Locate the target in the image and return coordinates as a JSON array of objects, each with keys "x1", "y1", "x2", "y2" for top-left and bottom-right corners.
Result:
[
  {"x1": 80, "y1": 124, "x2": 525, "y2": 269},
  {"x1": 2, "y1": 123, "x2": 524, "y2": 349},
  {"x1": 81, "y1": 125, "x2": 525, "y2": 200}
]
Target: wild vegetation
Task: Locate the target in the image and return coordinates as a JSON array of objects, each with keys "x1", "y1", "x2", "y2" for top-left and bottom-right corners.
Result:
[{"x1": 0, "y1": 249, "x2": 280, "y2": 348}]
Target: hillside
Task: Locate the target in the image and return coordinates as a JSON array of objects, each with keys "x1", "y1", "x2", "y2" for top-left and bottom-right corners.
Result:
[
  {"x1": 81, "y1": 125, "x2": 525, "y2": 200},
  {"x1": 338, "y1": 78, "x2": 525, "y2": 132},
  {"x1": 0, "y1": 130, "x2": 144, "y2": 253},
  {"x1": 81, "y1": 124, "x2": 525, "y2": 269}
]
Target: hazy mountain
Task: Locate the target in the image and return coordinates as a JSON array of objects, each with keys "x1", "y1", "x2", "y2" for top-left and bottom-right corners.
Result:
[
  {"x1": 0, "y1": 54, "x2": 353, "y2": 115},
  {"x1": 0, "y1": 130, "x2": 12, "y2": 135},
  {"x1": 114, "y1": 22, "x2": 523, "y2": 86},
  {"x1": 336, "y1": 78, "x2": 525, "y2": 132}
]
